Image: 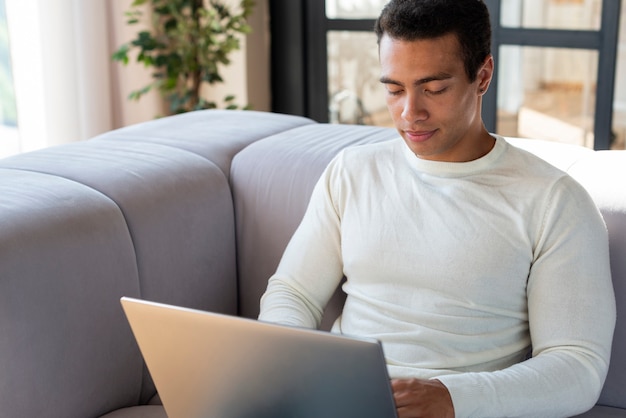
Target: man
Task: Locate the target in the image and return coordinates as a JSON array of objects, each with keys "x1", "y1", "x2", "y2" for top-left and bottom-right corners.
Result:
[{"x1": 259, "y1": 1, "x2": 616, "y2": 417}]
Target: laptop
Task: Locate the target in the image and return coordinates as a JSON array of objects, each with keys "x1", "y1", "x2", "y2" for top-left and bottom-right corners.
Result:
[{"x1": 120, "y1": 297, "x2": 398, "y2": 418}]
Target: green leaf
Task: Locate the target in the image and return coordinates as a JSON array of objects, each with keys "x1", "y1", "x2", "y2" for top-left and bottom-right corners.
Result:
[
  {"x1": 203, "y1": 73, "x2": 223, "y2": 84},
  {"x1": 132, "y1": 31, "x2": 161, "y2": 51},
  {"x1": 162, "y1": 76, "x2": 178, "y2": 90},
  {"x1": 124, "y1": 10, "x2": 143, "y2": 25},
  {"x1": 111, "y1": 44, "x2": 130, "y2": 64},
  {"x1": 164, "y1": 17, "x2": 178, "y2": 31},
  {"x1": 136, "y1": 52, "x2": 155, "y2": 67},
  {"x1": 113, "y1": 0, "x2": 256, "y2": 116},
  {"x1": 154, "y1": 5, "x2": 171, "y2": 16},
  {"x1": 128, "y1": 84, "x2": 153, "y2": 101}
]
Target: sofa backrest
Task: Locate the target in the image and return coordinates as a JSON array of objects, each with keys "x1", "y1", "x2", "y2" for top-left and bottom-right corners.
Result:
[
  {"x1": 0, "y1": 168, "x2": 144, "y2": 417},
  {"x1": 1, "y1": 109, "x2": 622, "y2": 415},
  {"x1": 0, "y1": 110, "x2": 315, "y2": 417}
]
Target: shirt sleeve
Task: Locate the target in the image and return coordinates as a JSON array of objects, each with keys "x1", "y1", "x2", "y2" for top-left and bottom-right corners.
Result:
[
  {"x1": 258, "y1": 154, "x2": 346, "y2": 329},
  {"x1": 437, "y1": 175, "x2": 616, "y2": 418}
]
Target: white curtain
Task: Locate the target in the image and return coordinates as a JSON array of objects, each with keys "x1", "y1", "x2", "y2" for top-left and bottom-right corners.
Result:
[{"x1": 5, "y1": 0, "x2": 163, "y2": 153}]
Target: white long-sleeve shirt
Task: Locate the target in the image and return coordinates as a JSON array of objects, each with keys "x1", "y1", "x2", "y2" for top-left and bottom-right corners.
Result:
[{"x1": 258, "y1": 136, "x2": 616, "y2": 418}]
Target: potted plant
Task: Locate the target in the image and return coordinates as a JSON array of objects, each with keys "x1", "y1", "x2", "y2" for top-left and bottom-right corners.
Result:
[{"x1": 112, "y1": 0, "x2": 254, "y2": 115}]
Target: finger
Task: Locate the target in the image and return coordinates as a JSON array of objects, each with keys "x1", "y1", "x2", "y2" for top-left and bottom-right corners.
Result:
[
  {"x1": 391, "y1": 380, "x2": 418, "y2": 408},
  {"x1": 391, "y1": 378, "x2": 417, "y2": 390},
  {"x1": 393, "y1": 388, "x2": 417, "y2": 407}
]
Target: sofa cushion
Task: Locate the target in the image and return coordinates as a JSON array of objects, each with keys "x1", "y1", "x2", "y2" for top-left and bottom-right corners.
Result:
[
  {"x1": 573, "y1": 405, "x2": 626, "y2": 417},
  {"x1": 0, "y1": 169, "x2": 143, "y2": 418},
  {"x1": 0, "y1": 140, "x2": 240, "y2": 408}
]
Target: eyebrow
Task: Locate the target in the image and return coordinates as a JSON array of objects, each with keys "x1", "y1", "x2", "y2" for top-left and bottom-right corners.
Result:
[{"x1": 379, "y1": 72, "x2": 453, "y2": 87}]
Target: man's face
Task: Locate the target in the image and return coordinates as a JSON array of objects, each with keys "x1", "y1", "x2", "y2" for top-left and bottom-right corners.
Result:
[{"x1": 379, "y1": 33, "x2": 493, "y2": 162}]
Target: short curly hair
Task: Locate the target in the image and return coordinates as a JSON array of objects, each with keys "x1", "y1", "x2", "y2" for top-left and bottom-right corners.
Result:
[{"x1": 374, "y1": 0, "x2": 492, "y2": 82}]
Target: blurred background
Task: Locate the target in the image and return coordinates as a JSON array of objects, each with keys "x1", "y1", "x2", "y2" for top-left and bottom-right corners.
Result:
[{"x1": 1, "y1": 0, "x2": 624, "y2": 159}]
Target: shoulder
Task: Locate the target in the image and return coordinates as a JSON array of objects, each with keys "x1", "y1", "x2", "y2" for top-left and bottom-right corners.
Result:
[
  {"x1": 500, "y1": 138, "x2": 567, "y2": 177},
  {"x1": 504, "y1": 138, "x2": 594, "y2": 197},
  {"x1": 501, "y1": 140, "x2": 604, "y2": 231},
  {"x1": 497, "y1": 137, "x2": 589, "y2": 198},
  {"x1": 502, "y1": 138, "x2": 596, "y2": 197},
  {"x1": 500, "y1": 138, "x2": 600, "y2": 202}
]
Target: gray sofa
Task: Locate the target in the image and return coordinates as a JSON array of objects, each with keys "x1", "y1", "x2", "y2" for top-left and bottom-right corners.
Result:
[{"x1": 0, "y1": 110, "x2": 623, "y2": 418}]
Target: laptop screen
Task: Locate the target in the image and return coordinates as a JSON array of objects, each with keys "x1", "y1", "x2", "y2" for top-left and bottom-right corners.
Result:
[{"x1": 121, "y1": 297, "x2": 398, "y2": 418}]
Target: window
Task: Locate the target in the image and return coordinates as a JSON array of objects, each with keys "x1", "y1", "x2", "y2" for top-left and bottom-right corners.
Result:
[
  {"x1": 0, "y1": 0, "x2": 18, "y2": 157},
  {"x1": 485, "y1": 0, "x2": 623, "y2": 149},
  {"x1": 270, "y1": 0, "x2": 625, "y2": 150}
]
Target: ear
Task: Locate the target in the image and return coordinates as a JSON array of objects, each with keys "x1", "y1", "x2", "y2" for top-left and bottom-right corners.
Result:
[{"x1": 477, "y1": 55, "x2": 494, "y2": 95}]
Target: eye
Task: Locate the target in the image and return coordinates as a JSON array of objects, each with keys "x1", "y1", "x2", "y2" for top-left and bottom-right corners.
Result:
[
  {"x1": 425, "y1": 87, "x2": 448, "y2": 95},
  {"x1": 386, "y1": 88, "x2": 404, "y2": 97}
]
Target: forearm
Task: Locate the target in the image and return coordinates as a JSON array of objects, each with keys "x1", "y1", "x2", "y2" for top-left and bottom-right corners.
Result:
[
  {"x1": 259, "y1": 277, "x2": 323, "y2": 328},
  {"x1": 259, "y1": 158, "x2": 346, "y2": 328},
  {"x1": 437, "y1": 348, "x2": 608, "y2": 418},
  {"x1": 258, "y1": 219, "x2": 345, "y2": 329}
]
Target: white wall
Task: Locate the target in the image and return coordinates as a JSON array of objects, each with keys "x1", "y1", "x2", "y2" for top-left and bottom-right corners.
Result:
[
  {"x1": 245, "y1": 0, "x2": 271, "y2": 112},
  {"x1": 107, "y1": 0, "x2": 167, "y2": 127},
  {"x1": 203, "y1": 0, "x2": 271, "y2": 112}
]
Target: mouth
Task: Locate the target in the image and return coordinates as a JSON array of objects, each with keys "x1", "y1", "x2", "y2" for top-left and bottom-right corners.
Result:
[{"x1": 404, "y1": 129, "x2": 437, "y2": 143}]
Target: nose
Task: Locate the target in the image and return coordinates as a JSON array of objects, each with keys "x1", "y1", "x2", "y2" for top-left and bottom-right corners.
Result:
[{"x1": 401, "y1": 93, "x2": 428, "y2": 123}]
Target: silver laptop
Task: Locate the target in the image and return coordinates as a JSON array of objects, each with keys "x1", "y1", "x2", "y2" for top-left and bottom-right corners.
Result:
[{"x1": 120, "y1": 297, "x2": 398, "y2": 418}]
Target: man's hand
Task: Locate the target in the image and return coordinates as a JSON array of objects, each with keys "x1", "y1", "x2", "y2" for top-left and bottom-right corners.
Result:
[{"x1": 391, "y1": 378, "x2": 454, "y2": 418}]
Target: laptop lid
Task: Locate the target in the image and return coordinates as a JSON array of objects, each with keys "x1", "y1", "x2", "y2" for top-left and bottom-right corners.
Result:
[{"x1": 120, "y1": 297, "x2": 398, "y2": 418}]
